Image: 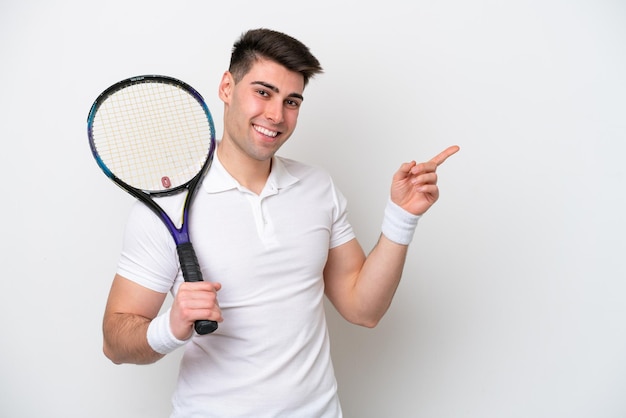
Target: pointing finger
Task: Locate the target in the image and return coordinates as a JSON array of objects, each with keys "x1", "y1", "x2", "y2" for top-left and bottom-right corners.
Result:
[{"x1": 430, "y1": 145, "x2": 460, "y2": 166}]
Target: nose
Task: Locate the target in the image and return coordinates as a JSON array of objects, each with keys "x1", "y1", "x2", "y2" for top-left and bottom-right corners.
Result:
[{"x1": 264, "y1": 100, "x2": 284, "y2": 124}]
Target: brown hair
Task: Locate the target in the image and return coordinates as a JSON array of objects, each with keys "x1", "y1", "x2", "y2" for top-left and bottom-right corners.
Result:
[{"x1": 229, "y1": 28, "x2": 323, "y2": 87}]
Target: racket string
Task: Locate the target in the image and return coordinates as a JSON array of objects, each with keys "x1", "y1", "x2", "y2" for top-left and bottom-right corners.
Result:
[{"x1": 91, "y1": 81, "x2": 213, "y2": 191}]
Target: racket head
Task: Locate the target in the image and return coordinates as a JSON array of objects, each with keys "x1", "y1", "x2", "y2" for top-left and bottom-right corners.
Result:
[{"x1": 87, "y1": 75, "x2": 216, "y2": 196}]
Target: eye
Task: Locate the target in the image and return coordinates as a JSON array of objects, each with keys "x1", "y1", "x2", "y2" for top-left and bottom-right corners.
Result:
[
  {"x1": 285, "y1": 99, "x2": 301, "y2": 108},
  {"x1": 256, "y1": 89, "x2": 270, "y2": 97}
]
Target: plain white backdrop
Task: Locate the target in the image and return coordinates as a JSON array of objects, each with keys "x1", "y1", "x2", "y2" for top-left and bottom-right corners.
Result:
[{"x1": 1, "y1": 0, "x2": 625, "y2": 417}]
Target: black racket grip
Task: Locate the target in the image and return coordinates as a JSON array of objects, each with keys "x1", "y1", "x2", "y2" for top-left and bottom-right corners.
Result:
[{"x1": 176, "y1": 242, "x2": 219, "y2": 335}]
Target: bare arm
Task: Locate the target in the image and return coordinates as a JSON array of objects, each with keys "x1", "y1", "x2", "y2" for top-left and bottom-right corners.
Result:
[
  {"x1": 103, "y1": 274, "x2": 167, "y2": 365},
  {"x1": 103, "y1": 274, "x2": 223, "y2": 365},
  {"x1": 324, "y1": 236, "x2": 407, "y2": 328},
  {"x1": 324, "y1": 146, "x2": 459, "y2": 327}
]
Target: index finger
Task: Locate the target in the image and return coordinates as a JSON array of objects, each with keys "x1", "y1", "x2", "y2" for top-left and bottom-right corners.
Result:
[{"x1": 430, "y1": 145, "x2": 460, "y2": 166}]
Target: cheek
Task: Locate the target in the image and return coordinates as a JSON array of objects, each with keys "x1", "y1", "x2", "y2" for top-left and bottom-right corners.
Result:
[{"x1": 284, "y1": 110, "x2": 300, "y2": 129}]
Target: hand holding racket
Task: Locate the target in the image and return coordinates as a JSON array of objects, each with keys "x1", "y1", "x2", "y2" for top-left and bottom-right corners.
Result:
[{"x1": 87, "y1": 75, "x2": 218, "y2": 335}]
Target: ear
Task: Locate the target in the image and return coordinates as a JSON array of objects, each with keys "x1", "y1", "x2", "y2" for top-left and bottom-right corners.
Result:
[{"x1": 218, "y1": 71, "x2": 234, "y2": 103}]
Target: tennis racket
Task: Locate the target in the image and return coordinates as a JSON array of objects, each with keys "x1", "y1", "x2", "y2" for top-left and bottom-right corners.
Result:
[{"x1": 87, "y1": 75, "x2": 218, "y2": 335}]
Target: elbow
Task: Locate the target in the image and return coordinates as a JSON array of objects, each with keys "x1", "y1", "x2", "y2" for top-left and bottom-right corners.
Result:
[
  {"x1": 338, "y1": 305, "x2": 386, "y2": 328},
  {"x1": 354, "y1": 305, "x2": 388, "y2": 328},
  {"x1": 102, "y1": 342, "x2": 124, "y2": 365},
  {"x1": 349, "y1": 314, "x2": 382, "y2": 329},
  {"x1": 358, "y1": 318, "x2": 380, "y2": 329}
]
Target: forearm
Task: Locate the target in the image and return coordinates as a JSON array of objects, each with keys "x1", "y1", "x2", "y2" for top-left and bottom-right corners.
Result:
[
  {"x1": 103, "y1": 312, "x2": 164, "y2": 365},
  {"x1": 351, "y1": 235, "x2": 409, "y2": 327},
  {"x1": 325, "y1": 235, "x2": 409, "y2": 328}
]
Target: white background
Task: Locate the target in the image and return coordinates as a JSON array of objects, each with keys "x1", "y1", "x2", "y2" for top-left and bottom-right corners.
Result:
[{"x1": 1, "y1": 0, "x2": 625, "y2": 417}]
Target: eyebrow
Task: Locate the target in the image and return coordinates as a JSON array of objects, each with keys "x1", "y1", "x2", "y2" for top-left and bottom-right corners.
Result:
[{"x1": 251, "y1": 81, "x2": 304, "y2": 101}]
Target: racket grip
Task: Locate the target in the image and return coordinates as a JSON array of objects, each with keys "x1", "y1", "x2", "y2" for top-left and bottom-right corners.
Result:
[{"x1": 176, "y1": 242, "x2": 219, "y2": 335}]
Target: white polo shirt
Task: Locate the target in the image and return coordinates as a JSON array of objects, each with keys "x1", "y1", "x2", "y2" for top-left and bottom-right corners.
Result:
[{"x1": 117, "y1": 153, "x2": 355, "y2": 417}]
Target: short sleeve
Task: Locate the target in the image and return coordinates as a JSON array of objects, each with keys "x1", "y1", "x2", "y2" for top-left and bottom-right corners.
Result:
[
  {"x1": 328, "y1": 180, "x2": 356, "y2": 249},
  {"x1": 116, "y1": 202, "x2": 180, "y2": 293}
]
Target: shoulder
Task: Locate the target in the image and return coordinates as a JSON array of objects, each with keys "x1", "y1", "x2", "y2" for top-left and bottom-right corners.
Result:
[{"x1": 276, "y1": 155, "x2": 333, "y2": 182}]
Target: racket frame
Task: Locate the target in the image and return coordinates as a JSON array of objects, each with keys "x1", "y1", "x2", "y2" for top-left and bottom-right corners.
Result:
[{"x1": 87, "y1": 75, "x2": 218, "y2": 334}]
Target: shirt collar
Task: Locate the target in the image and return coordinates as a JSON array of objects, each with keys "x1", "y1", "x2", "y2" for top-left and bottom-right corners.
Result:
[{"x1": 202, "y1": 151, "x2": 300, "y2": 194}]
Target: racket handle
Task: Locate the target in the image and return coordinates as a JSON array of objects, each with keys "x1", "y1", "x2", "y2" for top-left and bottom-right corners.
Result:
[{"x1": 177, "y1": 242, "x2": 219, "y2": 335}]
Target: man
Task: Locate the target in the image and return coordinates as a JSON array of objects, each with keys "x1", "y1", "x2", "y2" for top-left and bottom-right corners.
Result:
[{"x1": 103, "y1": 28, "x2": 459, "y2": 417}]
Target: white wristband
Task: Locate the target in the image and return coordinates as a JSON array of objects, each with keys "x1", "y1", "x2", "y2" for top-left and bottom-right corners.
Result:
[
  {"x1": 381, "y1": 198, "x2": 420, "y2": 245},
  {"x1": 147, "y1": 307, "x2": 189, "y2": 355}
]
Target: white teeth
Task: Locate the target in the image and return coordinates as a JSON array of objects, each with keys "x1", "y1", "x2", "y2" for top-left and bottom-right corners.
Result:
[{"x1": 254, "y1": 125, "x2": 278, "y2": 137}]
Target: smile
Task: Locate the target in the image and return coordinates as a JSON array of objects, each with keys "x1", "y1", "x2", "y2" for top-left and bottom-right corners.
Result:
[{"x1": 253, "y1": 124, "x2": 278, "y2": 138}]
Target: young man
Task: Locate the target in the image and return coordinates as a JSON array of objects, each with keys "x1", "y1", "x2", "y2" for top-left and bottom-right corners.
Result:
[{"x1": 103, "y1": 28, "x2": 458, "y2": 417}]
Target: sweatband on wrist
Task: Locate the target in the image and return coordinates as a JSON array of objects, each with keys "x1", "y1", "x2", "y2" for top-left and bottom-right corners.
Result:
[
  {"x1": 381, "y1": 198, "x2": 420, "y2": 245},
  {"x1": 147, "y1": 307, "x2": 189, "y2": 355}
]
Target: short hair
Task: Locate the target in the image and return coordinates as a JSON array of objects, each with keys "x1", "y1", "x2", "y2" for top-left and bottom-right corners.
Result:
[{"x1": 229, "y1": 28, "x2": 323, "y2": 87}]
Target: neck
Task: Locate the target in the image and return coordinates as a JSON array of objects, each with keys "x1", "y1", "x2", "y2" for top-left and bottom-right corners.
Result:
[{"x1": 217, "y1": 140, "x2": 271, "y2": 195}]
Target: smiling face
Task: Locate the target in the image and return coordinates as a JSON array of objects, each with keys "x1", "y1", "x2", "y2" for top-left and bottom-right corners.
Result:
[{"x1": 218, "y1": 58, "x2": 305, "y2": 166}]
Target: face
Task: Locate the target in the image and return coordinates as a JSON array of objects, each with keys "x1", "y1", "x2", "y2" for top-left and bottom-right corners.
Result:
[{"x1": 219, "y1": 58, "x2": 305, "y2": 164}]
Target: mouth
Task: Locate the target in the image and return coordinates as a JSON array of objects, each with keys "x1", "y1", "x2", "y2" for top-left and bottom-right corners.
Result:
[{"x1": 253, "y1": 124, "x2": 279, "y2": 138}]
